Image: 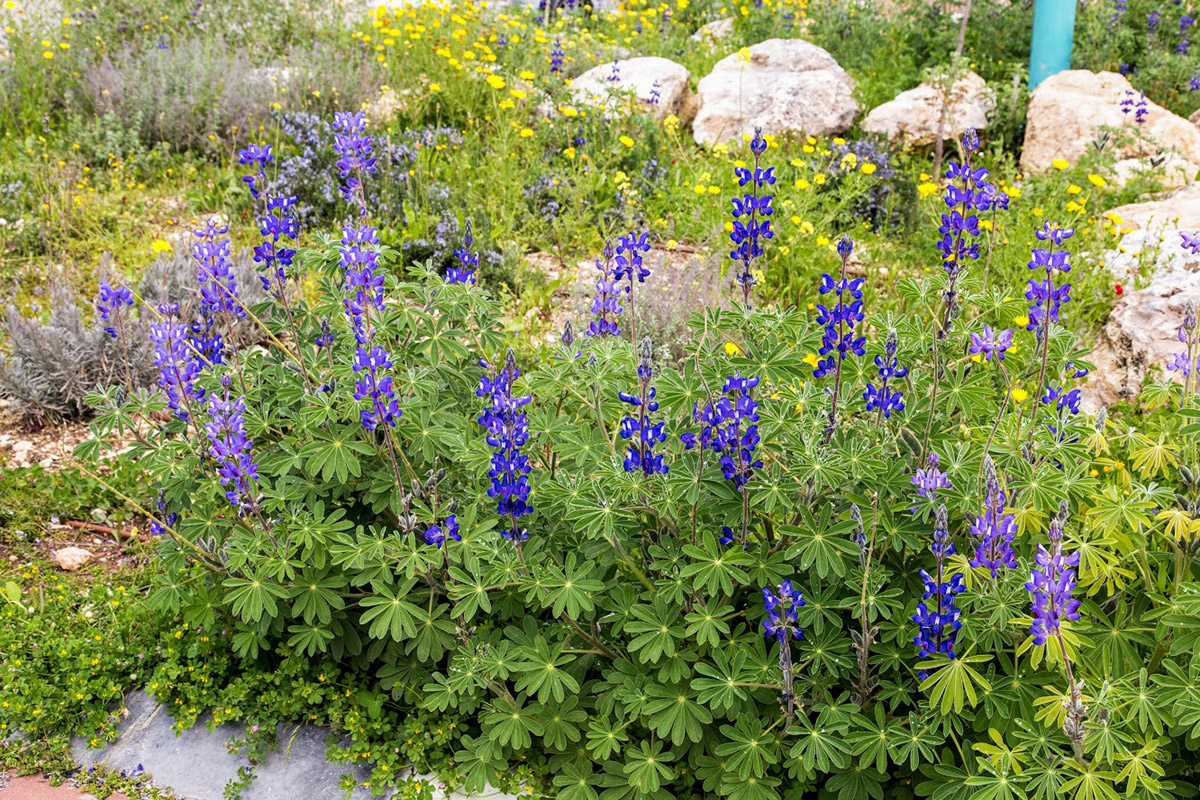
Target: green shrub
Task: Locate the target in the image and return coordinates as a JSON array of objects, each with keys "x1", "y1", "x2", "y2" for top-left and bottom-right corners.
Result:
[{"x1": 71, "y1": 124, "x2": 1200, "y2": 800}]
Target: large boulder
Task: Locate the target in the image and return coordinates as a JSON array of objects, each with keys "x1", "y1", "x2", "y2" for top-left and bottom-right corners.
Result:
[
  {"x1": 1105, "y1": 183, "x2": 1200, "y2": 231},
  {"x1": 1084, "y1": 228, "x2": 1200, "y2": 408},
  {"x1": 568, "y1": 57, "x2": 694, "y2": 122},
  {"x1": 861, "y1": 71, "x2": 994, "y2": 147},
  {"x1": 1022, "y1": 70, "x2": 1200, "y2": 175},
  {"x1": 692, "y1": 38, "x2": 857, "y2": 146}
]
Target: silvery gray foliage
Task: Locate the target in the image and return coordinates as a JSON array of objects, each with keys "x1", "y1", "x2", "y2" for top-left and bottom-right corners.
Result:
[{"x1": 0, "y1": 249, "x2": 269, "y2": 424}]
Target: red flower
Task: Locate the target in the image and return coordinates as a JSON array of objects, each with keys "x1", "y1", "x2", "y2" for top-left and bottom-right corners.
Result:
[{"x1": 1114, "y1": 283, "x2": 1124, "y2": 296}]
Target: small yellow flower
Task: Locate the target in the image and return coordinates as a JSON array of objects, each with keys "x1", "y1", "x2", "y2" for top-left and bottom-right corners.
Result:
[
  {"x1": 151, "y1": 239, "x2": 172, "y2": 254},
  {"x1": 1014, "y1": 314, "x2": 1030, "y2": 327},
  {"x1": 43, "y1": 51, "x2": 54, "y2": 59},
  {"x1": 519, "y1": 70, "x2": 536, "y2": 80},
  {"x1": 795, "y1": 178, "x2": 811, "y2": 190},
  {"x1": 861, "y1": 163, "x2": 876, "y2": 175},
  {"x1": 486, "y1": 74, "x2": 505, "y2": 90},
  {"x1": 917, "y1": 182, "x2": 939, "y2": 199},
  {"x1": 979, "y1": 219, "x2": 993, "y2": 231},
  {"x1": 724, "y1": 342, "x2": 741, "y2": 355},
  {"x1": 1011, "y1": 387, "x2": 1029, "y2": 403},
  {"x1": 619, "y1": 135, "x2": 634, "y2": 148},
  {"x1": 563, "y1": 146, "x2": 575, "y2": 159},
  {"x1": 814, "y1": 172, "x2": 826, "y2": 185},
  {"x1": 1051, "y1": 159, "x2": 1070, "y2": 170},
  {"x1": 1087, "y1": 173, "x2": 1107, "y2": 188},
  {"x1": 519, "y1": 128, "x2": 534, "y2": 138},
  {"x1": 816, "y1": 235, "x2": 830, "y2": 246},
  {"x1": 1067, "y1": 184, "x2": 1082, "y2": 195},
  {"x1": 802, "y1": 352, "x2": 820, "y2": 369}
]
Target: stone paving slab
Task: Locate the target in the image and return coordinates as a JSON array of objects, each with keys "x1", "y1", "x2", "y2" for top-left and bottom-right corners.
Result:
[
  {"x1": 70, "y1": 691, "x2": 378, "y2": 800},
  {"x1": 68, "y1": 690, "x2": 520, "y2": 800}
]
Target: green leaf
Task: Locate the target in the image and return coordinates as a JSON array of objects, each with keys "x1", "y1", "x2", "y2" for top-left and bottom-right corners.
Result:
[
  {"x1": 918, "y1": 654, "x2": 993, "y2": 715},
  {"x1": 642, "y1": 682, "x2": 712, "y2": 745},
  {"x1": 359, "y1": 580, "x2": 422, "y2": 642}
]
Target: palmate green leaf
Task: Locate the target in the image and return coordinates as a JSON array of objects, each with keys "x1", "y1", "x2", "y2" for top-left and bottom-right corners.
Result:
[
  {"x1": 541, "y1": 554, "x2": 605, "y2": 619},
  {"x1": 824, "y1": 767, "x2": 883, "y2": 800},
  {"x1": 585, "y1": 716, "x2": 630, "y2": 761},
  {"x1": 684, "y1": 599, "x2": 731, "y2": 648},
  {"x1": 554, "y1": 763, "x2": 601, "y2": 800},
  {"x1": 962, "y1": 761, "x2": 1027, "y2": 800},
  {"x1": 407, "y1": 602, "x2": 457, "y2": 662},
  {"x1": 781, "y1": 506, "x2": 857, "y2": 580},
  {"x1": 454, "y1": 734, "x2": 505, "y2": 795},
  {"x1": 692, "y1": 648, "x2": 755, "y2": 712},
  {"x1": 642, "y1": 682, "x2": 712, "y2": 745},
  {"x1": 716, "y1": 717, "x2": 778, "y2": 780},
  {"x1": 623, "y1": 740, "x2": 674, "y2": 795},
  {"x1": 286, "y1": 621, "x2": 335, "y2": 655},
  {"x1": 223, "y1": 570, "x2": 290, "y2": 623},
  {"x1": 723, "y1": 774, "x2": 782, "y2": 800},
  {"x1": 541, "y1": 695, "x2": 587, "y2": 750},
  {"x1": 448, "y1": 566, "x2": 493, "y2": 622},
  {"x1": 847, "y1": 704, "x2": 900, "y2": 773},
  {"x1": 290, "y1": 568, "x2": 347, "y2": 625},
  {"x1": 680, "y1": 532, "x2": 753, "y2": 594},
  {"x1": 299, "y1": 428, "x2": 374, "y2": 483},
  {"x1": 918, "y1": 654, "x2": 992, "y2": 714},
  {"x1": 1085, "y1": 484, "x2": 1155, "y2": 540},
  {"x1": 1113, "y1": 738, "x2": 1165, "y2": 798},
  {"x1": 483, "y1": 697, "x2": 544, "y2": 749},
  {"x1": 1059, "y1": 761, "x2": 1121, "y2": 800},
  {"x1": 359, "y1": 579, "x2": 422, "y2": 641},
  {"x1": 788, "y1": 708, "x2": 852, "y2": 772},
  {"x1": 626, "y1": 597, "x2": 685, "y2": 663},
  {"x1": 513, "y1": 636, "x2": 581, "y2": 703}
]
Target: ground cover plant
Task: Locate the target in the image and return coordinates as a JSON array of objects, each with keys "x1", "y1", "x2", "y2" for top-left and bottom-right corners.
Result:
[{"x1": 2, "y1": 0, "x2": 1200, "y2": 799}]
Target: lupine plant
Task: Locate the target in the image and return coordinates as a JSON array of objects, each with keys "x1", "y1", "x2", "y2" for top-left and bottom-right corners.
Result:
[{"x1": 72, "y1": 126, "x2": 1200, "y2": 800}]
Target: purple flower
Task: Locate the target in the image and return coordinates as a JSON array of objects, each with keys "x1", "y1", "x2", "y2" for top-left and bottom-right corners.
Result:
[
  {"x1": 762, "y1": 580, "x2": 805, "y2": 642},
  {"x1": 586, "y1": 240, "x2": 623, "y2": 338},
  {"x1": 352, "y1": 345, "x2": 401, "y2": 431},
  {"x1": 913, "y1": 505, "x2": 964, "y2": 661},
  {"x1": 1181, "y1": 230, "x2": 1200, "y2": 254},
  {"x1": 1025, "y1": 223, "x2": 1074, "y2": 333},
  {"x1": 863, "y1": 328, "x2": 907, "y2": 418},
  {"x1": 730, "y1": 128, "x2": 775, "y2": 301},
  {"x1": 912, "y1": 453, "x2": 951, "y2": 502},
  {"x1": 148, "y1": 489, "x2": 178, "y2": 536},
  {"x1": 424, "y1": 515, "x2": 461, "y2": 548},
  {"x1": 970, "y1": 457, "x2": 1018, "y2": 577},
  {"x1": 478, "y1": 350, "x2": 533, "y2": 543},
  {"x1": 448, "y1": 219, "x2": 479, "y2": 284},
  {"x1": 968, "y1": 325, "x2": 1014, "y2": 361},
  {"x1": 148, "y1": 304, "x2": 204, "y2": 421},
  {"x1": 614, "y1": 231, "x2": 651, "y2": 288},
  {"x1": 550, "y1": 38, "x2": 564, "y2": 75},
  {"x1": 192, "y1": 220, "x2": 243, "y2": 318},
  {"x1": 619, "y1": 339, "x2": 669, "y2": 476},
  {"x1": 340, "y1": 224, "x2": 384, "y2": 345},
  {"x1": 1026, "y1": 509, "x2": 1081, "y2": 645},
  {"x1": 813, "y1": 242, "x2": 866, "y2": 380},
  {"x1": 96, "y1": 282, "x2": 134, "y2": 339},
  {"x1": 1167, "y1": 301, "x2": 1199, "y2": 377},
  {"x1": 204, "y1": 377, "x2": 259, "y2": 507},
  {"x1": 332, "y1": 111, "x2": 377, "y2": 214},
  {"x1": 938, "y1": 131, "x2": 996, "y2": 277}
]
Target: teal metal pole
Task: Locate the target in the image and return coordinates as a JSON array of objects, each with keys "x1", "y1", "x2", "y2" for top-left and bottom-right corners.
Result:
[{"x1": 1029, "y1": 0, "x2": 1077, "y2": 89}]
